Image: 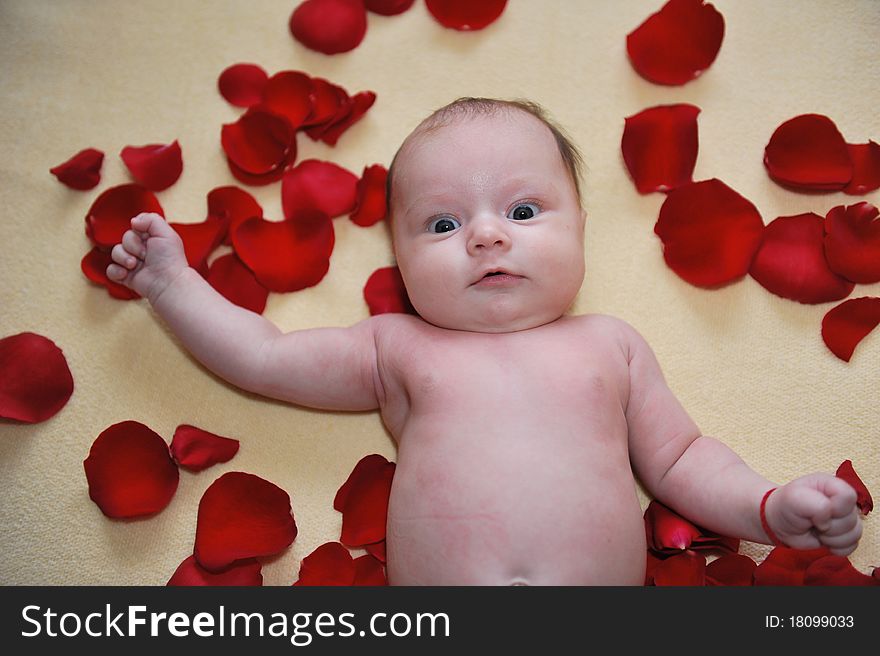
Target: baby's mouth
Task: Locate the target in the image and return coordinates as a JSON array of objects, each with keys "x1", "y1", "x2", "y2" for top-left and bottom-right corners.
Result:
[{"x1": 472, "y1": 269, "x2": 524, "y2": 286}]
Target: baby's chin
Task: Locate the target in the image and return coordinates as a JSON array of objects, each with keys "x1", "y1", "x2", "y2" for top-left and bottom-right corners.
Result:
[{"x1": 417, "y1": 306, "x2": 571, "y2": 334}]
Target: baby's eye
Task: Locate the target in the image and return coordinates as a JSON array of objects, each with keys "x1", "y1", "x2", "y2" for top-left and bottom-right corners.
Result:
[
  {"x1": 508, "y1": 203, "x2": 540, "y2": 221},
  {"x1": 428, "y1": 216, "x2": 461, "y2": 233}
]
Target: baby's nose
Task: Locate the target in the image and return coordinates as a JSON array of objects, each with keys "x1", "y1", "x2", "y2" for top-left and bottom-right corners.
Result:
[{"x1": 466, "y1": 215, "x2": 511, "y2": 254}]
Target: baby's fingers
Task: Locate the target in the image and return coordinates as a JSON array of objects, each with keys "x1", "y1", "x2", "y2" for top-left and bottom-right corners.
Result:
[
  {"x1": 122, "y1": 229, "x2": 146, "y2": 259},
  {"x1": 106, "y1": 262, "x2": 129, "y2": 282},
  {"x1": 819, "y1": 519, "x2": 862, "y2": 556},
  {"x1": 111, "y1": 243, "x2": 139, "y2": 270}
]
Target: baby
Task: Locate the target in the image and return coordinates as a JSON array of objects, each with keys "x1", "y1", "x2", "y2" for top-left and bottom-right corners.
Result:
[{"x1": 107, "y1": 98, "x2": 862, "y2": 585}]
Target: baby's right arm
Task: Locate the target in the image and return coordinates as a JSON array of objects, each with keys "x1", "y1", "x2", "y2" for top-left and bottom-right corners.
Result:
[{"x1": 107, "y1": 213, "x2": 380, "y2": 411}]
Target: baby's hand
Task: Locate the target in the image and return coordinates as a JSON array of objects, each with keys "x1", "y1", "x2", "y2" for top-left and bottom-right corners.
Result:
[
  {"x1": 106, "y1": 212, "x2": 188, "y2": 303},
  {"x1": 764, "y1": 473, "x2": 862, "y2": 556}
]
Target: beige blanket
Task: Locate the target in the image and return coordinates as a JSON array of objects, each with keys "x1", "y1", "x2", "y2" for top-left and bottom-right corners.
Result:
[{"x1": 1, "y1": 0, "x2": 877, "y2": 584}]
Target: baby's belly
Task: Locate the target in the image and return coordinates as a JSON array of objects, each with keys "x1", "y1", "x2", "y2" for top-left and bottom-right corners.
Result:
[{"x1": 385, "y1": 418, "x2": 647, "y2": 585}]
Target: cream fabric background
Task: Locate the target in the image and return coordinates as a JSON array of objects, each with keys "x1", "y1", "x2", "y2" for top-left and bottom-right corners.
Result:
[{"x1": 0, "y1": 0, "x2": 877, "y2": 585}]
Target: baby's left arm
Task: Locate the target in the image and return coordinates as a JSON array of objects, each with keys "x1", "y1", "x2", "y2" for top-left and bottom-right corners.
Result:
[{"x1": 618, "y1": 321, "x2": 861, "y2": 555}]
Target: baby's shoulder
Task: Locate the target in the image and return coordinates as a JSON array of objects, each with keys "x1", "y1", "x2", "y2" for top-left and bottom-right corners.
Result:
[{"x1": 566, "y1": 312, "x2": 635, "y2": 341}]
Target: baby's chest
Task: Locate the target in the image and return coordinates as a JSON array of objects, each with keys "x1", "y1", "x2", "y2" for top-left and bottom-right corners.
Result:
[{"x1": 399, "y1": 339, "x2": 625, "y2": 416}]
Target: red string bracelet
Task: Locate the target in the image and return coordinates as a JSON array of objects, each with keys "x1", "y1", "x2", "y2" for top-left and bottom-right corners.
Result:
[{"x1": 760, "y1": 487, "x2": 787, "y2": 547}]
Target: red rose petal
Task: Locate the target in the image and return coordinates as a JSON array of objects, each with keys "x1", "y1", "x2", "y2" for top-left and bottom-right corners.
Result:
[
  {"x1": 207, "y1": 253, "x2": 269, "y2": 315},
  {"x1": 218, "y1": 63, "x2": 269, "y2": 108},
  {"x1": 353, "y1": 554, "x2": 387, "y2": 585},
  {"x1": 644, "y1": 500, "x2": 702, "y2": 551},
  {"x1": 836, "y1": 460, "x2": 873, "y2": 515},
  {"x1": 85, "y1": 184, "x2": 164, "y2": 249},
  {"x1": 303, "y1": 77, "x2": 349, "y2": 131},
  {"x1": 225, "y1": 155, "x2": 291, "y2": 187},
  {"x1": 622, "y1": 104, "x2": 700, "y2": 193},
  {"x1": 50, "y1": 148, "x2": 104, "y2": 190},
  {"x1": 652, "y1": 551, "x2": 706, "y2": 586},
  {"x1": 170, "y1": 425, "x2": 240, "y2": 472},
  {"x1": 364, "y1": 266, "x2": 415, "y2": 316},
  {"x1": 207, "y1": 185, "x2": 263, "y2": 246},
  {"x1": 364, "y1": 540, "x2": 386, "y2": 564},
  {"x1": 168, "y1": 555, "x2": 262, "y2": 586},
  {"x1": 753, "y1": 546, "x2": 829, "y2": 586},
  {"x1": 120, "y1": 140, "x2": 183, "y2": 191},
  {"x1": 763, "y1": 114, "x2": 853, "y2": 191},
  {"x1": 81, "y1": 248, "x2": 141, "y2": 300},
  {"x1": 749, "y1": 213, "x2": 855, "y2": 304},
  {"x1": 171, "y1": 219, "x2": 226, "y2": 276},
  {"x1": 232, "y1": 212, "x2": 335, "y2": 292},
  {"x1": 282, "y1": 159, "x2": 359, "y2": 220},
  {"x1": 334, "y1": 454, "x2": 395, "y2": 547},
  {"x1": 194, "y1": 471, "x2": 297, "y2": 572},
  {"x1": 365, "y1": 0, "x2": 415, "y2": 16},
  {"x1": 804, "y1": 556, "x2": 879, "y2": 586},
  {"x1": 0, "y1": 332, "x2": 74, "y2": 423},
  {"x1": 425, "y1": 0, "x2": 507, "y2": 31},
  {"x1": 822, "y1": 297, "x2": 880, "y2": 363},
  {"x1": 705, "y1": 553, "x2": 756, "y2": 586},
  {"x1": 294, "y1": 542, "x2": 356, "y2": 586},
  {"x1": 261, "y1": 71, "x2": 314, "y2": 130},
  {"x1": 626, "y1": 0, "x2": 724, "y2": 86},
  {"x1": 350, "y1": 164, "x2": 388, "y2": 227},
  {"x1": 844, "y1": 141, "x2": 880, "y2": 195},
  {"x1": 654, "y1": 179, "x2": 764, "y2": 288},
  {"x1": 289, "y1": 0, "x2": 368, "y2": 55},
  {"x1": 824, "y1": 202, "x2": 880, "y2": 284},
  {"x1": 83, "y1": 421, "x2": 179, "y2": 519},
  {"x1": 221, "y1": 110, "x2": 296, "y2": 176},
  {"x1": 311, "y1": 90, "x2": 377, "y2": 147}
]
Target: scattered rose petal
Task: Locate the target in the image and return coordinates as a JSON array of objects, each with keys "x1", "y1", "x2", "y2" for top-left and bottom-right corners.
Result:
[
  {"x1": 294, "y1": 542, "x2": 356, "y2": 586},
  {"x1": 81, "y1": 248, "x2": 141, "y2": 300},
  {"x1": 232, "y1": 212, "x2": 334, "y2": 292},
  {"x1": 425, "y1": 0, "x2": 507, "y2": 31},
  {"x1": 171, "y1": 219, "x2": 226, "y2": 276},
  {"x1": 0, "y1": 332, "x2": 74, "y2": 423},
  {"x1": 763, "y1": 114, "x2": 853, "y2": 191},
  {"x1": 50, "y1": 148, "x2": 104, "y2": 190},
  {"x1": 822, "y1": 297, "x2": 880, "y2": 362},
  {"x1": 207, "y1": 253, "x2": 269, "y2": 314},
  {"x1": 836, "y1": 460, "x2": 873, "y2": 515},
  {"x1": 289, "y1": 0, "x2": 368, "y2": 54},
  {"x1": 654, "y1": 179, "x2": 764, "y2": 288},
  {"x1": 353, "y1": 554, "x2": 387, "y2": 585},
  {"x1": 282, "y1": 159, "x2": 358, "y2": 220},
  {"x1": 218, "y1": 63, "x2": 268, "y2": 108},
  {"x1": 844, "y1": 141, "x2": 880, "y2": 195},
  {"x1": 364, "y1": 540, "x2": 386, "y2": 563},
  {"x1": 170, "y1": 425, "x2": 240, "y2": 472},
  {"x1": 334, "y1": 454, "x2": 395, "y2": 547},
  {"x1": 83, "y1": 421, "x2": 179, "y2": 519},
  {"x1": 622, "y1": 104, "x2": 700, "y2": 193},
  {"x1": 652, "y1": 551, "x2": 706, "y2": 585},
  {"x1": 311, "y1": 90, "x2": 376, "y2": 146},
  {"x1": 261, "y1": 71, "x2": 314, "y2": 129},
  {"x1": 221, "y1": 110, "x2": 296, "y2": 176},
  {"x1": 194, "y1": 471, "x2": 297, "y2": 572},
  {"x1": 85, "y1": 184, "x2": 164, "y2": 249},
  {"x1": 626, "y1": 0, "x2": 724, "y2": 86},
  {"x1": 303, "y1": 77, "x2": 349, "y2": 131},
  {"x1": 645, "y1": 551, "x2": 663, "y2": 585},
  {"x1": 705, "y1": 553, "x2": 756, "y2": 586},
  {"x1": 753, "y1": 546, "x2": 829, "y2": 586},
  {"x1": 365, "y1": 0, "x2": 415, "y2": 16},
  {"x1": 364, "y1": 266, "x2": 415, "y2": 315},
  {"x1": 206, "y1": 185, "x2": 263, "y2": 246},
  {"x1": 644, "y1": 500, "x2": 702, "y2": 551},
  {"x1": 226, "y1": 156, "x2": 289, "y2": 187},
  {"x1": 804, "y1": 556, "x2": 879, "y2": 586},
  {"x1": 120, "y1": 141, "x2": 183, "y2": 191},
  {"x1": 824, "y1": 202, "x2": 880, "y2": 284},
  {"x1": 168, "y1": 555, "x2": 262, "y2": 586},
  {"x1": 749, "y1": 213, "x2": 855, "y2": 304},
  {"x1": 350, "y1": 164, "x2": 388, "y2": 226}
]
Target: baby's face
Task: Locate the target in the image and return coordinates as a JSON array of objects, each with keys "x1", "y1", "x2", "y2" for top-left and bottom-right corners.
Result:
[{"x1": 390, "y1": 111, "x2": 586, "y2": 333}]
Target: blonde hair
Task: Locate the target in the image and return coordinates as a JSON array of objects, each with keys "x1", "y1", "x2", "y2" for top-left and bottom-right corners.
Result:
[{"x1": 386, "y1": 97, "x2": 584, "y2": 218}]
